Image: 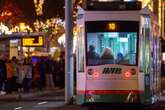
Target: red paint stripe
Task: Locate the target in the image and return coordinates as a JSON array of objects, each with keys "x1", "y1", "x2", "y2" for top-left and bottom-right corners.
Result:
[{"x1": 77, "y1": 90, "x2": 144, "y2": 95}]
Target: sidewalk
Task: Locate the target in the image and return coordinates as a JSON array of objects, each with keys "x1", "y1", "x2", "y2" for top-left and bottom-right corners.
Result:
[{"x1": 0, "y1": 88, "x2": 64, "y2": 101}]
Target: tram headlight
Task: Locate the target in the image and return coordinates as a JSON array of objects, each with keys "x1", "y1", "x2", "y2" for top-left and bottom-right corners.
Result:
[
  {"x1": 124, "y1": 71, "x2": 131, "y2": 78},
  {"x1": 124, "y1": 69, "x2": 136, "y2": 78}
]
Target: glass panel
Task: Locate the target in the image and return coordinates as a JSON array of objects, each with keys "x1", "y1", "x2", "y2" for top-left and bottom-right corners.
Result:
[
  {"x1": 86, "y1": 32, "x2": 137, "y2": 66},
  {"x1": 78, "y1": 26, "x2": 84, "y2": 72}
]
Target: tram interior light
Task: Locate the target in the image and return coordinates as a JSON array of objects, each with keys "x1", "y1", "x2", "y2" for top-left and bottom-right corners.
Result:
[
  {"x1": 107, "y1": 32, "x2": 118, "y2": 38},
  {"x1": 120, "y1": 38, "x2": 128, "y2": 42}
]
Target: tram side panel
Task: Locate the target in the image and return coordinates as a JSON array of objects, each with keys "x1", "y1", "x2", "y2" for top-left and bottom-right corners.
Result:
[
  {"x1": 76, "y1": 8, "x2": 87, "y2": 104},
  {"x1": 139, "y1": 14, "x2": 161, "y2": 104}
]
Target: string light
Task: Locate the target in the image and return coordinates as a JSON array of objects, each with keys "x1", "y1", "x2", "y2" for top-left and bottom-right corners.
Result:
[
  {"x1": 33, "y1": 18, "x2": 65, "y2": 38},
  {"x1": 33, "y1": 0, "x2": 45, "y2": 16}
]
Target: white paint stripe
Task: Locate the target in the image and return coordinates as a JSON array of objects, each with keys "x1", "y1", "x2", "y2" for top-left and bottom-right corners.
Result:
[
  {"x1": 38, "y1": 101, "x2": 47, "y2": 105},
  {"x1": 14, "y1": 107, "x2": 23, "y2": 110}
]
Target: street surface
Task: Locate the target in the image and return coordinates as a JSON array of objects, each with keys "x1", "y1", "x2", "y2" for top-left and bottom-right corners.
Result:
[
  {"x1": 0, "y1": 100, "x2": 165, "y2": 110},
  {"x1": 0, "y1": 101, "x2": 65, "y2": 110},
  {"x1": 0, "y1": 78, "x2": 165, "y2": 110}
]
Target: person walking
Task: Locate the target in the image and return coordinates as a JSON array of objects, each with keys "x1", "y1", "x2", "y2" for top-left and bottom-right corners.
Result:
[
  {"x1": 17, "y1": 59, "x2": 26, "y2": 93},
  {"x1": 5, "y1": 59, "x2": 14, "y2": 93},
  {"x1": 58, "y1": 53, "x2": 65, "y2": 88},
  {"x1": 32, "y1": 61, "x2": 41, "y2": 91},
  {"x1": 0, "y1": 55, "x2": 7, "y2": 95},
  {"x1": 23, "y1": 58, "x2": 32, "y2": 93},
  {"x1": 45, "y1": 56, "x2": 54, "y2": 89},
  {"x1": 38, "y1": 58, "x2": 46, "y2": 89},
  {"x1": 11, "y1": 56, "x2": 18, "y2": 92}
]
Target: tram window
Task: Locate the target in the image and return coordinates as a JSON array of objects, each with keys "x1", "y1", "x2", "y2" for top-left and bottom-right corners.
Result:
[{"x1": 87, "y1": 32, "x2": 137, "y2": 66}]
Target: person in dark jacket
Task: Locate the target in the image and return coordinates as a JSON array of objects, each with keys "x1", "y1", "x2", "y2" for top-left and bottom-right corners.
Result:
[
  {"x1": 45, "y1": 56, "x2": 54, "y2": 89},
  {"x1": 87, "y1": 45, "x2": 100, "y2": 65},
  {"x1": 38, "y1": 58, "x2": 46, "y2": 89},
  {"x1": 87, "y1": 45, "x2": 99, "y2": 59},
  {"x1": 0, "y1": 55, "x2": 7, "y2": 94},
  {"x1": 58, "y1": 53, "x2": 65, "y2": 88}
]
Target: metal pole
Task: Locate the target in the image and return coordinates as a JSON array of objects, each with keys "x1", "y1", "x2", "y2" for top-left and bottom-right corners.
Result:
[{"x1": 65, "y1": 0, "x2": 74, "y2": 104}]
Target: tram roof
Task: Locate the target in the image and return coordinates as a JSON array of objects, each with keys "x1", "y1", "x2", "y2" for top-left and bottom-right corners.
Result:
[{"x1": 81, "y1": 1, "x2": 141, "y2": 11}]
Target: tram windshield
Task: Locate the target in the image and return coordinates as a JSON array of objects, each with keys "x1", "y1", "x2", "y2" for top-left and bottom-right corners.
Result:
[
  {"x1": 87, "y1": 32, "x2": 137, "y2": 66},
  {"x1": 86, "y1": 21, "x2": 139, "y2": 66}
]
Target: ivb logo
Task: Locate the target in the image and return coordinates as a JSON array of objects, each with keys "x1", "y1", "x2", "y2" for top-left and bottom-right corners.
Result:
[{"x1": 102, "y1": 68, "x2": 122, "y2": 74}]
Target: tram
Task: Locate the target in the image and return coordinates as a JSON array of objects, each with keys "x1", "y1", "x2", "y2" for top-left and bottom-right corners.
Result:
[{"x1": 76, "y1": 1, "x2": 161, "y2": 106}]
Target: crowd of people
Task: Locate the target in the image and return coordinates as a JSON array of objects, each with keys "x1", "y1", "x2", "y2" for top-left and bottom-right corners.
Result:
[{"x1": 0, "y1": 54, "x2": 65, "y2": 95}]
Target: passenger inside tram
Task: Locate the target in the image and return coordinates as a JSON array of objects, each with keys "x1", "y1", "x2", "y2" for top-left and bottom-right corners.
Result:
[
  {"x1": 100, "y1": 47, "x2": 114, "y2": 64},
  {"x1": 87, "y1": 45, "x2": 100, "y2": 65}
]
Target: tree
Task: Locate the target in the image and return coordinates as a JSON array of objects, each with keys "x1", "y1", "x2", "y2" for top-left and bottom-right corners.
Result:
[
  {"x1": 0, "y1": 0, "x2": 24, "y2": 26},
  {"x1": 33, "y1": 18, "x2": 65, "y2": 50}
]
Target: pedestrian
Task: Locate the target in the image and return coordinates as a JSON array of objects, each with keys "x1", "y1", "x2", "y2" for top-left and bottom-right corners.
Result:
[
  {"x1": 5, "y1": 59, "x2": 14, "y2": 93},
  {"x1": 23, "y1": 58, "x2": 32, "y2": 93},
  {"x1": 58, "y1": 53, "x2": 65, "y2": 88},
  {"x1": 38, "y1": 58, "x2": 46, "y2": 89},
  {"x1": 11, "y1": 56, "x2": 18, "y2": 92},
  {"x1": 0, "y1": 55, "x2": 7, "y2": 95},
  {"x1": 17, "y1": 59, "x2": 26, "y2": 92},
  {"x1": 32, "y1": 61, "x2": 41, "y2": 91},
  {"x1": 45, "y1": 55, "x2": 54, "y2": 89},
  {"x1": 52, "y1": 59, "x2": 59, "y2": 88}
]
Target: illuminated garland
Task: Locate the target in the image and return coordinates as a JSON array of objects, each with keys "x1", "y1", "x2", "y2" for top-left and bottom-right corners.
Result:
[
  {"x1": 0, "y1": 0, "x2": 23, "y2": 25},
  {"x1": 73, "y1": 0, "x2": 83, "y2": 20},
  {"x1": 0, "y1": 22, "x2": 12, "y2": 35},
  {"x1": 33, "y1": 0, "x2": 45, "y2": 16},
  {"x1": 33, "y1": 18, "x2": 64, "y2": 36}
]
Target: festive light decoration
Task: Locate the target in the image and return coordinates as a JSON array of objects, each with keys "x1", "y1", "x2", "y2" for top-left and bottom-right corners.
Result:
[
  {"x1": 33, "y1": 0, "x2": 45, "y2": 16},
  {"x1": 0, "y1": 22, "x2": 12, "y2": 35},
  {"x1": 0, "y1": 0, "x2": 24, "y2": 25},
  {"x1": 33, "y1": 18, "x2": 64, "y2": 34},
  {"x1": 11, "y1": 23, "x2": 33, "y2": 33},
  {"x1": 33, "y1": 17, "x2": 65, "y2": 48},
  {"x1": 73, "y1": 0, "x2": 83, "y2": 21}
]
